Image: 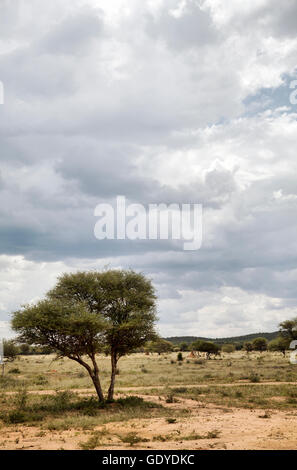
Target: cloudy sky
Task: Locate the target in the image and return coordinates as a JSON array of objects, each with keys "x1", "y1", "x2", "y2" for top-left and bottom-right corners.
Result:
[{"x1": 0, "y1": 0, "x2": 297, "y2": 339}]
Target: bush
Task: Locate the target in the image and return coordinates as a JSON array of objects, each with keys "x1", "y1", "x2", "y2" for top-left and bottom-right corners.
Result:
[
  {"x1": 177, "y1": 352, "x2": 183, "y2": 362},
  {"x1": 4, "y1": 411, "x2": 26, "y2": 424},
  {"x1": 8, "y1": 368, "x2": 20, "y2": 374},
  {"x1": 165, "y1": 393, "x2": 175, "y2": 403},
  {"x1": 166, "y1": 418, "x2": 176, "y2": 424},
  {"x1": 249, "y1": 372, "x2": 260, "y2": 383},
  {"x1": 116, "y1": 396, "x2": 160, "y2": 409},
  {"x1": 252, "y1": 337, "x2": 268, "y2": 352},
  {"x1": 79, "y1": 431, "x2": 106, "y2": 450},
  {"x1": 34, "y1": 375, "x2": 48, "y2": 385},
  {"x1": 3, "y1": 340, "x2": 18, "y2": 362},
  {"x1": 14, "y1": 388, "x2": 28, "y2": 410},
  {"x1": 222, "y1": 344, "x2": 235, "y2": 353},
  {"x1": 118, "y1": 432, "x2": 149, "y2": 446}
]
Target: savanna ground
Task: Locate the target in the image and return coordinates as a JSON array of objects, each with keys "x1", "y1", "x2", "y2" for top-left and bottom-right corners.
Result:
[{"x1": 1, "y1": 351, "x2": 297, "y2": 450}]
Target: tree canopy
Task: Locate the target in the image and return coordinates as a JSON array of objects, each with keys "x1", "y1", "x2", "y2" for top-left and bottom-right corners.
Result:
[{"x1": 279, "y1": 318, "x2": 297, "y2": 341}]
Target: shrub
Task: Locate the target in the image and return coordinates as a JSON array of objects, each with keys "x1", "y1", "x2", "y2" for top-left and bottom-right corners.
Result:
[
  {"x1": 118, "y1": 432, "x2": 148, "y2": 446},
  {"x1": 8, "y1": 368, "x2": 20, "y2": 374},
  {"x1": 222, "y1": 344, "x2": 235, "y2": 353},
  {"x1": 34, "y1": 375, "x2": 48, "y2": 385},
  {"x1": 3, "y1": 340, "x2": 18, "y2": 362},
  {"x1": 14, "y1": 388, "x2": 28, "y2": 410},
  {"x1": 165, "y1": 393, "x2": 175, "y2": 403},
  {"x1": 166, "y1": 418, "x2": 176, "y2": 424},
  {"x1": 249, "y1": 372, "x2": 260, "y2": 383},
  {"x1": 177, "y1": 352, "x2": 183, "y2": 362},
  {"x1": 116, "y1": 396, "x2": 160, "y2": 409},
  {"x1": 79, "y1": 431, "x2": 106, "y2": 450}
]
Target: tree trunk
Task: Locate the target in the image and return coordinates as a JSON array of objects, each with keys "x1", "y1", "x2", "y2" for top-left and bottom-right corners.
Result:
[
  {"x1": 91, "y1": 371, "x2": 105, "y2": 402},
  {"x1": 69, "y1": 354, "x2": 105, "y2": 402},
  {"x1": 107, "y1": 351, "x2": 118, "y2": 401},
  {"x1": 89, "y1": 353, "x2": 105, "y2": 402}
]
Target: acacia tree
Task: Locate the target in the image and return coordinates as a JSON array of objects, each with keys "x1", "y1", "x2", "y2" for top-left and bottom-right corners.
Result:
[{"x1": 46, "y1": 269, "x2": 157, "y2": 401}]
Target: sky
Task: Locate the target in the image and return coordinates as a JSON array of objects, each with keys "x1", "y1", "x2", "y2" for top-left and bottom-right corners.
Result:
[{"x1": 0, "y1": 0, "x2": 297, "y2": 339}]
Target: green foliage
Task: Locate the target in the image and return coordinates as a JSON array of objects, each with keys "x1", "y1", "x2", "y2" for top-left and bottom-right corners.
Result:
[
  {"x1": 177, "y1": 352, "x2": 183, "y2": 362},
  {"x1": 79, "y1": 430, "x2": 106, "y2": 449},
  {"x1": 146, "y1": 338, "x2": 173, "y2": 354},
  {"x1": 19, "y1": 343, "x2": 31, "y2": 355},
  {"x1": 244, "y1": 342, "x2": 253, "y2": 353},
  {"x1": 165, "y1": 393, "x2": 175, "y2": 403},
  {"x1": 116, "y1": 396, "x2": 160, "y2": 409},
  {"x1": 166, "y1": 418, "x2": 176, "y2": 424},
  {"x1": 165, "y1": 332, "x2": 279, "y2": 345},
  {"x1": 249, "y1": 372, "x2": 260, "y2": 383},
  {"x1": 279, "y1": 318, "x2": 297, "y2": 341},
  {"x1": 118, "y1": 432, "x2": 149, "y2": 446},
  {"x1": 3, "y1": 340, "x2": 18, "y2": 362},
  {"x1": 12, "y1": 299, "x2": 108, "y2": 358},
  {"x1": 252, "y1": 337, "x2": 268, "y2": 352},
  {"x1": 268, "y1": 336, "x2": 289, "y2": 354},
  {"x1": 48, "y1": 270, "x2": 157, "y2": 357},
  {"x1": 8, "y1": 367, "x2": 20, "y2": 374},
  {"x1": 221, "y1": 344, "x2": 235, "y2": 353},
  {"x1": 14, "y1": 388, "x2": 28, "y2": 409},
  {"x1": 191, "y1": 340, "x2": 220, "y2": 358}
]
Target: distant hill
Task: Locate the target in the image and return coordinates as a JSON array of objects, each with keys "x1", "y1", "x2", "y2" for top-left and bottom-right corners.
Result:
[{"x1": 164, "y1": 331, "x2": 279, "y2": 345}]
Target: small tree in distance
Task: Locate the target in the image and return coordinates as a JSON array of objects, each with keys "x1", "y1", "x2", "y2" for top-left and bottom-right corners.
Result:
[
  {"x1": 192, "y1": 340, "x2": 220, "y2": 359},
  {"x1": 279, "y1": 318, "x2": 297, "y2": 341},
  {"x1": 252, "y1": 337, "x2": 268, "y2": 352},
  {"x1": 221, "y1": 344, "x2": 235, "y2": 353},
  {"x1": 146, "y1": 339, "x2": 173, "y2": 355},
  {"x1": 3, "y1": 340, "x2": 18, "y2": 362},
  {"x1": 268, "y1": 336, "x2": 289, "y2": 356},
  {"x1": 244, "y1": 342, "x2": 253, "y2": 354}
]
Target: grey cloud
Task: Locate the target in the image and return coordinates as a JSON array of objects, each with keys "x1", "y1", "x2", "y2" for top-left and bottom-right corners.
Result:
[
  {"x1": 145, "y1": 0, "x2": 219, "y2": 50},
  {"x1": 38, "y1": 7, "x2": 104, "y2": 55}
]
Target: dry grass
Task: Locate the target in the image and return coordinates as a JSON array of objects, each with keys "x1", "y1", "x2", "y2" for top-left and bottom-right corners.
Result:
[
  {"x1": 0, "y1": 351, "x2": 297, "y2": 450},
  {"x1": 1, "y1": 351, "x2": 296, "y2": 393}
]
